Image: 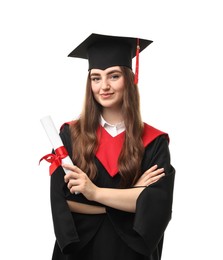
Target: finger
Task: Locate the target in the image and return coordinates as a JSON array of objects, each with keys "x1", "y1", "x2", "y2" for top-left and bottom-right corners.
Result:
[
  {"x1": 146, "y1": 171, "x2": 165, "y2": 181},
  {"x1": 69, "y1": 183, "x2": 80, "y2": 194},
  {"x1": 146, "y1": 172, "x2": 165, "y2": 185},
  {"x1": 140, "y1": 165, "x2": 158, "y2": 179},
  {"x1": 154, "y1": 168, "x2": 164, "y2": 175},
  {"x1": 140, "y1": 169, "x2": 163, "y2": 182},
  {"x1": 70, "y1": 186, "x2": 79, "y2": 194},
  {"x1": 147, "y1": 168, "x2": 164, "y2": 178},
  {"x1": 62, "y1": 164, "x2": 83, "y2": 174},
  {"x1": 64, "y1": 171, "x2": 79, "y2": 183},
  {"x1": 67, "y1": 178, "x2": 80, "y2": 189},
  {"x1": 147, "y1": 164, "x2": 158, "y2": 173},
  {"x1": 143, "y1": 165, "x2": 159, "y2": 176},
  {"x1": 150, "y1": 164, "x2": 158, "y2": 170}
]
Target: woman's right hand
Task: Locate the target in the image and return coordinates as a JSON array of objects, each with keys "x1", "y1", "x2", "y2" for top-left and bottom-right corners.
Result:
[{"x1": 134, "y1": 165, "x2": 165, "y2": 187}]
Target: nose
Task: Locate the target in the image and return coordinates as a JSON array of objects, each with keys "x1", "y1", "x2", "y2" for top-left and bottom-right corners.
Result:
[{"x1": 101, "y1": 78, "x2": 110, "y2": 90}]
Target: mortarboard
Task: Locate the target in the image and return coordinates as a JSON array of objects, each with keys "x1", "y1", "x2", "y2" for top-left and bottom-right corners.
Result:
[{"x1": 68, "y1": 33, "x2": 153, "y2": 84}]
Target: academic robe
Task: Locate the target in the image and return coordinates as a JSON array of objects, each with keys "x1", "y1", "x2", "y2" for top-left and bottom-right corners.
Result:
[{"x1": 50, "y1": 123, "x2": 175, "y2": 260}]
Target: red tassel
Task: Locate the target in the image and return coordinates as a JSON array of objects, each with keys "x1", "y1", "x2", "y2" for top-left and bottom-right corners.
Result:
[{"x1": 134, "y1": 38, "x2": 140, "y2": 85}]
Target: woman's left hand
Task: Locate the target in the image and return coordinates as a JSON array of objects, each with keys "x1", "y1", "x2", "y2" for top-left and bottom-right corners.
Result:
[
  {"x1": 63, "y1": 164, "x2": 98, "y2": 201},
  {"x1": 134, "y1": 164, "x2": 165, "y2": 187}
]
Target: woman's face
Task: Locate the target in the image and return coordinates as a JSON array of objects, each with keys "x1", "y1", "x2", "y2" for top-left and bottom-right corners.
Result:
[{"x1": 90, "y1": 66, "x2": 125, "y2": 111}]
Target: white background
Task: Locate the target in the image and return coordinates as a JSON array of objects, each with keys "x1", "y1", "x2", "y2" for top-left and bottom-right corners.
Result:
[{"x1": 0, "y1": 0, "x2": 222, "y2": 259}]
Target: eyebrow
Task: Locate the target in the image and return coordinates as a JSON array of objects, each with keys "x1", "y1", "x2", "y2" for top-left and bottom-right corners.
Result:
[{"x1": 90, "y1": 70, "x2": 122, "y2": 77}]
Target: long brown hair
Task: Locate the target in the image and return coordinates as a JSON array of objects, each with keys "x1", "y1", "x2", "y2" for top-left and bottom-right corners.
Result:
[{"x1": 70, "y1": 66, "x2": 144, "y2": 187}]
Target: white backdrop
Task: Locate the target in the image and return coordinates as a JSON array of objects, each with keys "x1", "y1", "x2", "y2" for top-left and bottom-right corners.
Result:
[{"x1": 0, "y1": 1, "x2": 222, "y2": 259}]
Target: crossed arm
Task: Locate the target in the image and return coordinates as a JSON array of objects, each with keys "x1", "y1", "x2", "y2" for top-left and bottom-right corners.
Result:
[{"x1": 64, "y1": 164, "x2": 165, "y2": 214}]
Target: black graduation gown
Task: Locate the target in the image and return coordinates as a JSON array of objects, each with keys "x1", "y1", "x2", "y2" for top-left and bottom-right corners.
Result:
[{"x1": 50, "y1": 123, "x2": 175, "y2": 260}]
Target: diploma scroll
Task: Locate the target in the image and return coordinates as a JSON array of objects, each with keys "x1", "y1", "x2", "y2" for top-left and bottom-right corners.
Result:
[
  {"x1": 40, "y1": 115, "x2": 73, "y2": 174},
  {"x1": 40, "y1": 115, "x2": 79, "y2": 194}
]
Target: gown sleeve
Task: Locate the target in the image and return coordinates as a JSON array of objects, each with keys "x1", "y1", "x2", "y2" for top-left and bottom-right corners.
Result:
[
  {"x1": 106, "y1": 135, "x2": 175, "y2": 257},
  {"x1": 50, "y1": 124, "x2": 80, "y2": 254}
]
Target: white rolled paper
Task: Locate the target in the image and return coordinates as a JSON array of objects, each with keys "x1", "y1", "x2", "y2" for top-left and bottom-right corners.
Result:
[{"x1": 40, "y1": 115, "x2": 73, "y2": 174}]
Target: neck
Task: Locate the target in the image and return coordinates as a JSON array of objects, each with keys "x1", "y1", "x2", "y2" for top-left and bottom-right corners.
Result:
[{"x1": 102, "y1": 107, "x2": 123, "y2": 125}]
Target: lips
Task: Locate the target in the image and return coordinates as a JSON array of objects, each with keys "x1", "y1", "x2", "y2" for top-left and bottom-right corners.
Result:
[{"x1": 100, "y1": 93, "x2": 114, "y2": 98}]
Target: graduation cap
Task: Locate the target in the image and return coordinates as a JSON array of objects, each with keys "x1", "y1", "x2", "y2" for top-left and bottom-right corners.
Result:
[{"x1": 68, "y1": 33, "x2": 153, "y2": 84}]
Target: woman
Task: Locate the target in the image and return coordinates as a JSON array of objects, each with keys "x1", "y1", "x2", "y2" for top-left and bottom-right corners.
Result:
[{"x1": 49, "y1": 33, "x2": 175, "y2": 260}]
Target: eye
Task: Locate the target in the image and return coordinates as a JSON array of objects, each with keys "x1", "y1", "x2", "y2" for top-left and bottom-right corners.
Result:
[
  {"x1": 91, "y1": 76, "x2": 101, "y2": 83},
  {"x1": 110, "y1": 73, "x2": 121, "y2": 80}
]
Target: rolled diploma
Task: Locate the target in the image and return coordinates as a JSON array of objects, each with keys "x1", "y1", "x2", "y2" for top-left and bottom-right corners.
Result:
[{"x1": 40, "y1": 115, "x2": 73, "y2": 174}]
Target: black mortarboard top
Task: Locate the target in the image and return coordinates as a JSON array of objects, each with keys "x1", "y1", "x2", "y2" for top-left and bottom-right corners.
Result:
[{"x1": 68, "y1": 33, "x2": 153, "y2": 71}]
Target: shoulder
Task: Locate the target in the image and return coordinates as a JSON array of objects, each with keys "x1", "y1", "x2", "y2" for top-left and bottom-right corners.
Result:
[
  {"x1": 59, "y1": 120, "x2": 77, "y2": 142},
  {"x1": 58, "y1": 120, "x2": 78, "y2": 155},
  {"x1": 142, "y1": 122, "x2": 169, "y2": 147},
  {"x1": 60, "y1": 120, "x2": 73, "y2": 131},
  {"x1": 60, "y1": 120, "x2": 78, "y2": 132}
]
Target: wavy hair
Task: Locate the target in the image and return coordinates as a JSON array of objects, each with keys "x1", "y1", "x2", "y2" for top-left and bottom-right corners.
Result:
[{"x1": 70, "y1": 66, "x2": 144, "y2": 187}]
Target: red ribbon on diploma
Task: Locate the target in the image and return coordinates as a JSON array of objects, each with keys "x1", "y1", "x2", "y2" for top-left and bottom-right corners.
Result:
[{"x1": 39, "y1": 146, "x2": 68, "y2": 175}]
